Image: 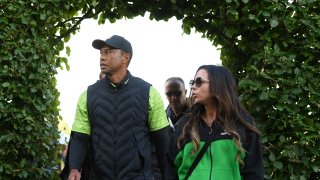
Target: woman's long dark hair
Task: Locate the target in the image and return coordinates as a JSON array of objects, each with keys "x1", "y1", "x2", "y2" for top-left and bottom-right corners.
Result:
[{"x1": 177, "y1": 65, "x2": 260, "y2": 163}]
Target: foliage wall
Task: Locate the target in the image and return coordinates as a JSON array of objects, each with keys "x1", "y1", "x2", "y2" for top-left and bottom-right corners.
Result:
[
  {"x1": 0, "y1": 0, "x2": 78, "y2": 179},
  {"x1": 1, "y1": 0, "x2": 319, "y2": 179}
]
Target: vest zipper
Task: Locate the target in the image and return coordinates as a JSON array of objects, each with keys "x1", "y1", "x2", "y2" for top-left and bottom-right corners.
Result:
[
  {"x1": 113, "y1": 88, "x2": 118, "y2": 178},
  {"x1": 208, "y1": 126, "x2": 212, "y2": 135}
]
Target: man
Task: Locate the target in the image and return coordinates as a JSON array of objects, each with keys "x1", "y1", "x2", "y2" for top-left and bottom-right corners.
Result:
[
  {"x1": 164, "y1": 77, "x2": 189, "y2": 131},
  {"x1": 67, "y1": 35, "x2": 170, "y2": 180}
]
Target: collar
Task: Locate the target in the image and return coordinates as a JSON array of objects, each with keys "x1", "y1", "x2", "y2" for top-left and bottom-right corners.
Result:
[
  {"x1": 166, "y1": 104, "x2": 189, "y2": 125},
  {"x1": 106, "y1": 71, "x2": 132, "y2": 90}
]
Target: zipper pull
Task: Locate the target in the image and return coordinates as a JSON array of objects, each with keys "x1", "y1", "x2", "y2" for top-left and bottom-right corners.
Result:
[{"x1": 208, "y1": 126, "x2": 212, "y2": 135}]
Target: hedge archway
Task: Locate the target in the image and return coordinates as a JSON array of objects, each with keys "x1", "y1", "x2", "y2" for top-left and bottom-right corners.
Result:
[{"x1": 1, "y1": 1, "x2": 319, "y2": 179}]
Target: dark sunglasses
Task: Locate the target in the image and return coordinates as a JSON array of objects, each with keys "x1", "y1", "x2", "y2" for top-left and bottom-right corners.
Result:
[
  {"x1": 165, "y1": 91, "x2": 182, "y2": 97},
  {"x1": 189, "y1": 77, "x2": 210, "y2": 88}
]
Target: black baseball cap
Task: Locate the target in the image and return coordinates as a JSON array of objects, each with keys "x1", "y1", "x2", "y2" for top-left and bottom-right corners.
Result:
[{"x1": 92, "y1": 35, "x2": 133, "y2": 58}]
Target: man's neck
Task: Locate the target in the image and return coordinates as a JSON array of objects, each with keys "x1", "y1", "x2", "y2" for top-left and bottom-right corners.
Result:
[
  {"x1": 108, "y1": 70, "x2": 127, "y2": 84},
  {"x1": 172, "y1": 105, "x2": 186, "y2": 117},
  {"x1": 172, "y1": 109, "x2": 181, "y2": 117}
]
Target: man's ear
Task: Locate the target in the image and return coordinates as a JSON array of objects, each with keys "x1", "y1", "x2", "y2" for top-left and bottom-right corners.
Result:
[{"x1": 122, "y1": 53, "x2": 130, "y2": 64}]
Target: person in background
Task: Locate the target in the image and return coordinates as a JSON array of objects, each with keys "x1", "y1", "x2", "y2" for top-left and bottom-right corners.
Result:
[
  {"x1": 166, "y1": 65, "x2": 264, "y2": 180},
  {"x1": 67, "y1": 35, "x2": 170, "y2": 180},
  {"x1": 164, "y1": 77, "x2": 189, "y2": 131},
  {"x1": 58, "y1": 144, "x2": 68, "y2": 172},
  {"x1": 150, "y1": 77, "x2": 190, "y2": 180},
  {"x1": 61, "y1": 144, "x2": 68, "y2": 169}
]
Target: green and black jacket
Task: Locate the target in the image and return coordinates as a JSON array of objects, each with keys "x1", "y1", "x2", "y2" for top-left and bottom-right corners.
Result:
[{"x1": 166, "y1": 114, "x2": 264, "y2": 180}]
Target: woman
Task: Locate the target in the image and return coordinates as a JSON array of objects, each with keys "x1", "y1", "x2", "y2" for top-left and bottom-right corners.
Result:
[{"x1": 166, "y1": 65, "x2": 264, "y2": 180}]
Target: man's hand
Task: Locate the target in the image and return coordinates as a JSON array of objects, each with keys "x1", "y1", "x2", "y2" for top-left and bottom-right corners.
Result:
[{"x1": 68, "y1": 169, "x2": 81, "y2": 180}]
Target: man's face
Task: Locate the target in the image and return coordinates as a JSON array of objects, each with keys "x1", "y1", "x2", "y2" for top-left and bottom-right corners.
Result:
[
  {"x1": 99, "y1": 46, "x2": 127, "y2": 75},
  {"x1": 165, "y1": 80, "x2": 187, "y2": 113}
]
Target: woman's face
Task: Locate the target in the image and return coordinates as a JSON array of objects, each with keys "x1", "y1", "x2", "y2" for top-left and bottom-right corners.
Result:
[{"x1": 190, "y1": 69, "x2": 211, "y2": 105}]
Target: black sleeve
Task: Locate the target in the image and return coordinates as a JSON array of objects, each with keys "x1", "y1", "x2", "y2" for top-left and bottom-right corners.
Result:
[
  {"x1": 68, "y1": 131, "x2": 90, "y2": 171},
  {"x1": 165, "y1": 131, "x2": 179, "y2": 180},
  {"x1": 150, "y1": 126, "x2": 170, "y2": 180},
  {"x1": 241, "y1": 129, "x2": 264, "y2": 180},
  {"x1": 165, "y1": 116, "x2": 189, "y2": 180}
]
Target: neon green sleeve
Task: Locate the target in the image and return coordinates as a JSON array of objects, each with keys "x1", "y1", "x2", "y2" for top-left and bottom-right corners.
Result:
[
  {"x1": 71, "y1": 91, "x2": 91, "y2": 135},
  {"x1": 148, "y1": 86, "x2": 169, "y2": 131}
]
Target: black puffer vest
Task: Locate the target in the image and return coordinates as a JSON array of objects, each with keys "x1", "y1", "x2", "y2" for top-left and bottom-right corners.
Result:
[{"x1": 87, "y1": 72, "x2": 153, "y2": 180}]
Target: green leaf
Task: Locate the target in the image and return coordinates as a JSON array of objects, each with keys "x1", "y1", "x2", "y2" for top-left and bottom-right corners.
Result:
[
  {"x1": 279, "y1": 135, "x2": 285, "y2": 142},
  {"x1": 2, "y1": 82, "x2": 10, "y2": 87},
  {"x1": 40, "y1": 13, "x2": 46, "y2": 20},
  {"x1": 270, "y1": 19, "x2": 279, "y2": 27},
  {"x1": 271, "y1": 32, "x2": 280, "y2": 38},
  {"x1": 66, "y1": 46, "x2": 71, "y2": 56},
  {"x1": 260, "y1": 72, "x2": 270, "y2": 79},
  {"x1": 280, "y1": 94, "x2": 289, "y2": 102},
  {"x1": 64, "y1": 34, "x2": 71, "y2": 42},
  {"x1": 269, "y1": 152, "x2": 276, "y2": 161},
  {"x1": 92, "y1": 0, "x2": 97, "y2": 6},
  {"x1": 292, "y1": 88, "x2": 302, "y2": 94},
  {"x1": 30, "y1": 20, "x2": 37, "y2": 26},
  {"x1": 259, "y1": 92, "x2": 268, "y2": 100},
  {"x1": 288, "y1": 54, "x2": 296, "y2": 60},
  {"x1": 39, "y1": 3, "x2": 46, "y2": 8},
  {"x1": 8, "y1": 4, "x2": 16, "y2": 11},
  {"x1": 299, "y1": 175, "x2": 306, "y2": 180},
  {"x1": 312, "y1": 166, "x2": 319, "y2": 172},
  {"x1": 274, "y1": 68, "x2": 284, "y2": 75},
  {"x1": 25, "y1": 125, "x2": 32, "y2": 131},
  {"x1": 262, "y1": 11, "x2": 271, "y2": 17},
  {"x1": 261, "y1": 136, "x2": 268, "y2": 143},
  {"x1": 33, "y1": 54, "x2": 39, "y2": 59},
  {"x1": 249, "y1": 14, "x2": 255, "y2": 20},
  {"x1": 274, "y1": 161, "x2": 283, "y2": 169},
  {"x1": 307, "y1": 0, "x2": 316, "y2": 3},
  {"x1": 14, "y1": 48, "x2": 21, "y2": 55},
  {"x1": 242, "y1": 0, "x2": 249, "y2": 3},
  {"x1": 228, "y1": 9, "x2": 238, "y2": 16},
  {"x1": 21, "y1": 170, "x2": 27, "y2": 178},
  {"x1": 287, "y1": 38, "x2": 295, "y2": 44},
  {"x1": 275, "y1": 104, "x2": 284, "y2": 111},
  {"x1": 31, "y1": 87, "x2": 37, "y2": 93}
]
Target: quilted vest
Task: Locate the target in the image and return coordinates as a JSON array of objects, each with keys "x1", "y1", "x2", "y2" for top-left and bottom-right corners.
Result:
[{"x1": 87, "y1": 73, "x2": 153, "y2": 179}]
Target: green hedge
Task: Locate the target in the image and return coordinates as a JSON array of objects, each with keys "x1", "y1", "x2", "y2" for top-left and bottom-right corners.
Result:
[{"x1": 1, "y1": 0, "x2": 319, "y2": 179}]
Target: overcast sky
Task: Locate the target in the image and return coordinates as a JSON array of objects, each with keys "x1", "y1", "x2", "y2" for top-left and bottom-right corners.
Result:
[{"x1": 56, "y1": 14, "x2": 221, "y2": 129}]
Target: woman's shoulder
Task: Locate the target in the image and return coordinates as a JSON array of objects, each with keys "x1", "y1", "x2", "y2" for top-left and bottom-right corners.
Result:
[
  {"x1": 237, "y1": 110, "x2": 256, "y2": 130},
  {"x1": 236, "y1": 111, "x2": 258, "y2": 141}
]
